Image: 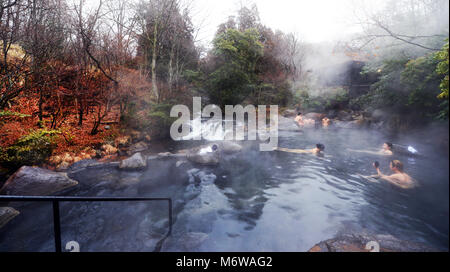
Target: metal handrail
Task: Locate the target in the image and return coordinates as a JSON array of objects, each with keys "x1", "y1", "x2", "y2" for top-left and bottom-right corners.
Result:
[{"x1": 0, "y1": 195, "x2": 172, "y2": 252}]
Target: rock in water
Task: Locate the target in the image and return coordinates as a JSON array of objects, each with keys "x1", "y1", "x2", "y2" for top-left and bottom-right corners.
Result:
[
  {"x1": 0, "y1": 207, "x2": 20, "y2": 229},
  {"x1": 116, "y1": 172, "x2": 143, "y2": 188},
  {"x1": 183, "y1": 142, "x2": 241, "y2": 165},
  {"x1": 0, "y1": 166, "x2": 78, "y2": 196},
  {"x1": 187, "y1": 151, "x2": 220, "y2": 165},
  {"x1": 119, "y1": 152, "x2": 147, "y2": 170},
  {"x1": 218, "y1": 141, "x2": 242, "y2": 154},
  {"x1": 308, "y1": 233, "x2": 438, "y2": 252}
]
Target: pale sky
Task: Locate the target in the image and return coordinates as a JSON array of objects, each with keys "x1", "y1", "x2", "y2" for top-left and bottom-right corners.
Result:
[
  {"x1": 81, "y1": 0, "x2": 389, "y2": 47},
  {"x1": 190, "y1": 0, "x2": 388, "y2": 47}
]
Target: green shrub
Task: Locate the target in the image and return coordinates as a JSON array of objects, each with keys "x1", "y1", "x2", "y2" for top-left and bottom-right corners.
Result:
[
  {"x1": 0, "y1": 129, "x2": 60, "y2": 169},
  {"x1": 250, "y1": 81, "x2": 293, "y2": 106},
  {"x1": 0, "y1": 110, "x2": 31, "y2": 119},
  {"x1": 435, "y1": 40, "x2": 449, "y2": 100},
  {"x1": 294, "y1": 87, "x2": 349, "y2": 112},
  {"x1": 350, "y1": 54, "x2": 446, "y2": 119},
  {"x1": 147, "y1": 103, "x2": 177, "y2": 139}
]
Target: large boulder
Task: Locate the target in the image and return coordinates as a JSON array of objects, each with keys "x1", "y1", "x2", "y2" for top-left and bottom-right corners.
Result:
[
  {"x1": 0, "y1": 207, "x2": 20, "y2": 229},
  {"x1": 119, "y1": 152, "x2": 147, "y2": 170},
  {"x1": 0, "y1": 166, "x2": 78, "y2": 196},
  {"x1": 308, "y1": 233, "x2": 437, "y2": 252}
]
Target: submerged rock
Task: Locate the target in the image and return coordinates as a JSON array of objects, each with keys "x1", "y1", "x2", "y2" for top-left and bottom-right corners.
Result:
[
  {"x1": 116, "y1": 172, "x2": 143, "y2": 189},
  {"x1": 119, "y1": 152, "x2": 147, "y2": 170},
  {"x1": 0, "y1": 166, "x2": 78, "y2": 196},
  {"x1": 308, "y1": 233, "x2": 438, "y2": 252},
  {"x1": 0, "y1": 207, "x2": 20, "y2": 229}
]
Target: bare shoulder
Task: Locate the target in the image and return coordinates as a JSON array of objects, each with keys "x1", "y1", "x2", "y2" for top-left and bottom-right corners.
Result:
[{"x1": 388, "y1": 173, "x2": 416, "y2": 188}]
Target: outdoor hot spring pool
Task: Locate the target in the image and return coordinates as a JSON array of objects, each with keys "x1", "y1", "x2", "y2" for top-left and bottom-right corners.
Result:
[{"x1": 0, "y1": 127, "x2": 448, "y2": 251}]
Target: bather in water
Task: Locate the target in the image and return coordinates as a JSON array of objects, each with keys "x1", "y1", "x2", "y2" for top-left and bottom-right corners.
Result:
[
  {"x1": 276, "y1": 143, "x2": 325, "y2": 155},
  {"x1": 360, "y1": 160, "x2": 417, "y2": 189},
  {"x1": 348, "y1": 142, "x2": 394, "y2": 156},
  {"x1": 294, "y1": 112, "x2": 316, "y2": 128}
]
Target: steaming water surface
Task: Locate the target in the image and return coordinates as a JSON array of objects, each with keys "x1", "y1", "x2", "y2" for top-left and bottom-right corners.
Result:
[{"x1": 0, "y1": 126, "x2": 448, "y2": 251}]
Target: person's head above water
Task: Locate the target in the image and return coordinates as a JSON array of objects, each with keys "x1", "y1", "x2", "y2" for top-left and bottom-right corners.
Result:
[
  {"x1": 390, "y1": 160, "x2": 404, "y2": 172},
  {"x1": 212, "y1": 144, "x2": 218, "y2": 151},
  {"x1": 315, "y1": 143, "x2": 325, "y2": 152},
  {"x1": 297, "y1": 112, "x2": 302, "y2": 116},
  {"x1": 383, "y1": 142, "x2": 393, "y2": 150}
]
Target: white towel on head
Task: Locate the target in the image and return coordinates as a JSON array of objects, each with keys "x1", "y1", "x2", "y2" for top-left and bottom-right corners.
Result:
[{"x1": 407, "y1": 146, "x2": 418, "y2": 154}]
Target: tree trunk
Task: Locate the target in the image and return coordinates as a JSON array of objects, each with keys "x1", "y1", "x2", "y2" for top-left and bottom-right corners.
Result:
[
  {"x1": 168, "y1": 43, "x2": 174, "y2": 96},
  {"x1": 38, "y1": 88, "x2": 43, "y2": 122},
  {"x1": 151, "y1": 23, "x2": 159, "y2": 102}
]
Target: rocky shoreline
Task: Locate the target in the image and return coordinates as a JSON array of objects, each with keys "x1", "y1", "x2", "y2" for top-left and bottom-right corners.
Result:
[{"x1": 0, "y1": 139, "x2": 244, "y2": 230}]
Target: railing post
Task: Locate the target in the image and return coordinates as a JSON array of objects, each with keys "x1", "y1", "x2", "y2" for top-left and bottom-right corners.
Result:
[
  {"x1": 168, "y1": 199, "x2": 172, "y2": 235},
  {"x1": 52, "y1": 201, "x2": 62, "y2": 253}
]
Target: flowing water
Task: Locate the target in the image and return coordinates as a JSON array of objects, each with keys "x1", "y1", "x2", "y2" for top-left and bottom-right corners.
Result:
[{"x1": 0, "y1": 121, "x2": 448, "y2": 252}]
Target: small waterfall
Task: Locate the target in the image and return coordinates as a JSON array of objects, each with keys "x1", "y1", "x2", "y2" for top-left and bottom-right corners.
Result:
[{"x1": 180, "y1": 117, "x2": 242, "y2": 141}]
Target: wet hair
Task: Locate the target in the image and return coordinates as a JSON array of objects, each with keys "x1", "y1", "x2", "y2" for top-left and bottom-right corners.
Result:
[
  {"x1": 390, "y1": 160, "x2": 404, "y2": 172},
  {"x1": 385, "y1": 142, "x2": 393, "y2": 150},
  {"x1": 297, "y1": 112, "x2": 302, "y2": 116},
  {"x1": 316, "y1": 143, "x2": 325, "y2": 151},
  {"x1": 212, "y1": 144, "x2": 218, "y2": 151}
]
